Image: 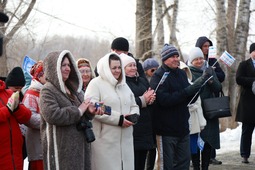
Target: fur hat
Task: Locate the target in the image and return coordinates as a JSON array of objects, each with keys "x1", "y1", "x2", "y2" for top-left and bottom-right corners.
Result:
[
  {"x1": 188, "y1": 47, "x2": 204, "y2": 64},
  {"x1": 120, "y1": 53, "x2": 136, "y2": 68},
  {"x1": 143, "y1": 58, "x2": 159, "y2": 71},
  {"x1": 76, "y1": 58, "x2": 90, "y2": 68},
  {"x1": 250, "y1": 43, "x2": 255, "y2": 54},
  {"x1": 111, "y1": 37, "x2": 129, "y2": 51},
  {"x1": 30, "y1": 61, "x2": 44, "y2": 81},
  {"x1": 161, "y1": 44, "x2": 179, "y2": 61},
  {"x1": 5, "y1": 67, "x2": 25, "y2": 87}
]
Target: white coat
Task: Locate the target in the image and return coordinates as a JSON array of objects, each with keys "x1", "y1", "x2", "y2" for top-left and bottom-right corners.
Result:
[{"x1": 85, "y1": 52, "x2": 139, "y2": 170}]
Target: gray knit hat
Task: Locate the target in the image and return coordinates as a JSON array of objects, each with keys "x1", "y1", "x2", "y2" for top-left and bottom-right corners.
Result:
[
  {"x1": 143, "y1": 58, "x2": 159, "y2": 71},
  {"x1": 161, "y1": 44, "x2": 179, "y2": 61}
]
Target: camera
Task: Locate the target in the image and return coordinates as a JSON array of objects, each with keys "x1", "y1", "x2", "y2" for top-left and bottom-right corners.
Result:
[
  {"x1": 76, "y1": 118, "x2": 95, "y2": 143},
  {"x1": 95, "y1": 102, "x2": 111, "y2": 115}
]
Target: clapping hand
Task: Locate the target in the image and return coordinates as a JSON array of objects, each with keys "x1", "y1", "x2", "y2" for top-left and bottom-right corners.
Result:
[{"x1": 143, "y1": 87, "x2": 156, "y2": 105}]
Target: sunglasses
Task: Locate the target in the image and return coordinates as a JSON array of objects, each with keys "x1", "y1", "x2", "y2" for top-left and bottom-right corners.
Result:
[{"x1": 150, "y1": 69, "x2": 156, "y2": 73}]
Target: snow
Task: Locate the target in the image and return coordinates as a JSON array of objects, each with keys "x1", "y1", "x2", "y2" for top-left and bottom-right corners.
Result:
[
  {"x1": 23, "y1": 123, "x2": 255, "y2": 169},
  {"x1": 218, "y1": 123, "x2": 255, "y2": 155}
]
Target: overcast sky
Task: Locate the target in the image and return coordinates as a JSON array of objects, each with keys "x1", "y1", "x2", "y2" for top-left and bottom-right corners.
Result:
[{"x1": 22, "y1": 0, "x2": 255, "y2": 54}]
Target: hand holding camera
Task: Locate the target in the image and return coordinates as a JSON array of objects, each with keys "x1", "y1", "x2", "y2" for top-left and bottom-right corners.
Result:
[{"x1": 94, "y1": 102, "x2": 111, "y2": 115}]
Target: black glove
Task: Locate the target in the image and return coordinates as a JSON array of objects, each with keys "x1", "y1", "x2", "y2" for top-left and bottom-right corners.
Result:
[
  {"x1": 202, "y1": 67, "x2": 213, "y2": 80},
  {"x1": 184, "y1": 77, "x2": 204, "y2": 96}
]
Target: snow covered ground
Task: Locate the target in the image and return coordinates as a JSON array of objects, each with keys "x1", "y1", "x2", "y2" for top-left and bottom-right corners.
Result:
[
  {"x1": 23, "y1": 123, "x2": 255, "y2": 169},
  {"x1": 218, "y1": 123, "x2": 255, "y2": 155}
]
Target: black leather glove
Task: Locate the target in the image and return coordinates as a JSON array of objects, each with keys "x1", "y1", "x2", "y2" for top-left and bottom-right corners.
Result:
[
  {"x1": 201, "y1": 67, "x2": 213, "y2": 80},
  {"x1": 184, "y1": 77, "x2": 204, "y2": 96}
]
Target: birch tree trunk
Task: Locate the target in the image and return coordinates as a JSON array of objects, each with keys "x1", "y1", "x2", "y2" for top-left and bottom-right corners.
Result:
[
  {"x1": 216, "y1": 0, "x2": 230, "y2": 131},
  {"x1": 153, "y1": 0, "x2": 164, "y2": 59},
  {"x1": 225, "y1": 0, "x2": 238, "y2": 129},
  {"x1": 229, "y1": 0, "x2": 251, "y2": 128},
  {"x1": 135, "y1": 0, "x2": 153, "y2": 60}
]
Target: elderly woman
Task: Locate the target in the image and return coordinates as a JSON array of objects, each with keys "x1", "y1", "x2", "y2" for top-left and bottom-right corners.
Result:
[
  {"x1": 84, "y1": 52, "x2": 139, "y2": 170},
  {"x1": 76, "y1": 58, "x2": 95, "y2": 92},
  {"x1": 121, "y1": 53, "x2": 156, "y2": 170},
  {"x1": 39, "y1": 50, "x2": 103, "y2": 170},
  {"x1": 187, "y1": 47, "x2": 222, "y2": 170}
]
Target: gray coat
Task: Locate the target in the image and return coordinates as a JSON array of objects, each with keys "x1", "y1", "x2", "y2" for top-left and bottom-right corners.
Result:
[
  {"x1": 39, "y1": 50, "x2": 91, "y2": 170},
  {"x1": 236, "y1": 58, "x2": 255, "y2": 123}
]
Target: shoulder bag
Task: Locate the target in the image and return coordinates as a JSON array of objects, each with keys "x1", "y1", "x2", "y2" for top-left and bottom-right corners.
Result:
[{"x1": 202, "y1": 91, "x2": 231, "y2": 119}]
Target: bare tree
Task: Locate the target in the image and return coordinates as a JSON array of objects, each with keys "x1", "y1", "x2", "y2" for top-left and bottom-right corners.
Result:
[
  {"x1": 163, "y1": 0, "x2": 183, "y2": 60},
  {"x1": 153, "y1": 0, "x2": 164, "y2": 59},
  {"x1": 216, "y1": 0, "x2": 251, "y2": 129},
  {"x1": 135, "y1": 0, "x2": 153, "y2": 60},
  {"x1": 0, "y1": 0, "x2": 36, "y2": 76}
]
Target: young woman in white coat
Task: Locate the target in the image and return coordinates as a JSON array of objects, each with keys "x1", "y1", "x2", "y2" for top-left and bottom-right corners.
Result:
[{"x1": 84, "y1": 52, "x2": 139, "y2": 170}]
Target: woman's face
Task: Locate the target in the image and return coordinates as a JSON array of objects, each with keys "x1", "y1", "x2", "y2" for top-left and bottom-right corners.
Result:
[
  {"x1": 124, "y1": 62, "x2": 137, "y2": 77},
  {"x1": 145, "y1": 67, "x2": 158, "y2": 77},
  {"x1": 191, "y1": 57, "x2": 205, "y2": 68},
  {"x1": 79, "y1": 66, "x2": 92, "y2": 86},
  {"x1": 39, "y1": 73, "x2": 47, "y2": 84},
  {"x1": 110, "y1": 60, "x2": 122, "y2": 80},
  {"x1": 61, "y1": 57, "x2": 71, "y2": 82}
]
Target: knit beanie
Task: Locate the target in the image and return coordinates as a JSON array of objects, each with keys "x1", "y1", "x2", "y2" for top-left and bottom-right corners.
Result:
[
  {"x1": 111, "y1": 37, "x2": 129, "y2": 51},
  {"x1": 143, "y1": 58, "x2": 159, "y2": 71},
  {"x1": 188, "y1": 47, "x2": 204, "y2": 64},
  {"x1": 120, "y1": 53, "x2": 136, "y2": 68},
  {"x1": 161, "y1": 44, "x2": 179, "y2": 61},
  {"x1": 30, "y1": 61, "x2": 44, "y2": 81},
  {"x1": 5, "y1": 67, "x2": 25, "y2": 87},
  {"x1": 250, "y1": 43, "x2": 255, "y2": 53}
]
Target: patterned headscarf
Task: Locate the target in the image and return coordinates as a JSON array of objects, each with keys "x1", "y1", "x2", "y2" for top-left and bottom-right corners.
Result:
[{"x1": 30, "y1": 61, "x2": 44, "y2": 81}]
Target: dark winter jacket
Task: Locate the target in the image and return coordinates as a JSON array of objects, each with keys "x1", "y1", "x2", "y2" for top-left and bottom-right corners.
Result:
[
  {"x1": 150, "y1": 64, "x2": 194, "y2": 137},
  {"x1": 189, "y1": 65, "x2": 222, "y2": 149},
  {"x1": 125, "y1": 76, "x2": 154, "y2": 151},
  {"x1": 195, "y1": 36, "x2": 225, "y2": 83},
  {"x1": 236, "y1": 58, "x2": 255, "y2": 123}
]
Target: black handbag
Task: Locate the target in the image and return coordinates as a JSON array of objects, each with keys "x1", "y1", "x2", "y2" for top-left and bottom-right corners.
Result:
[{"x1": 202, "y1": 91, "x2": 231, "y2": 119}]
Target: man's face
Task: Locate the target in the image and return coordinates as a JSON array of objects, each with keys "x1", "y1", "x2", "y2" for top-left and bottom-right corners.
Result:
[
  {"x1": 251, "y1": 51, "x2": 255, "y2": 59},
  {"x1": 163, "y1": 55, "x2": 180, "y2": 69},
  {"x1": 112, "y1": 50, "x2": 128, "y2": 55},
  {"x1": 201, "y1": 41, "x2": 210, "y2": 57}
]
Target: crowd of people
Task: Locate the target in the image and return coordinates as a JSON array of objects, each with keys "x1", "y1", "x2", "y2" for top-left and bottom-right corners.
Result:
[{"x1": 0, "y1": 36, "x2": 255, "y2": 170}]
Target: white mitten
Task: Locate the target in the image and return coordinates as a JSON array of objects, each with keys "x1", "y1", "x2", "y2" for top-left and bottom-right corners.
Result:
[{"x1": 6, "y1": 91, "x2": 20, "y2": 112}]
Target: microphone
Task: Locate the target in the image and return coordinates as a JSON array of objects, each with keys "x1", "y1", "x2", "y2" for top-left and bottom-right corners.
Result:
[{"x1": 0, "y1": 12, "x2": 9, "y2": 23}]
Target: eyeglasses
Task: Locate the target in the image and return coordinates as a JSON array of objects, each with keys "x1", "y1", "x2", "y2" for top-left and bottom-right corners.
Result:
[{"x1": 79, "y1": 69, "x2": 91, "y2": 74}]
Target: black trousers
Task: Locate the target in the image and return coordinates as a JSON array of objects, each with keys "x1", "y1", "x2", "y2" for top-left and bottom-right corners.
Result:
[
  {"x1": 240, "y1": 123, "x2": 255, "y2": 158},
  {"x1": 134, "y1": 150, "x2": 148, "y2": 170}
]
